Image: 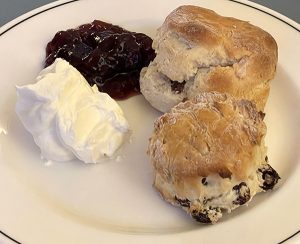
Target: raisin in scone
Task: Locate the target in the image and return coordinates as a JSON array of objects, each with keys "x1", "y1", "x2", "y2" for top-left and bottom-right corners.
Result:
[
  {"x1": 140, "y1": 5, "x2": 278, "y2": 112},
  {"x1": 148, "y1": 92, "x2": 280, "y2": 223}
]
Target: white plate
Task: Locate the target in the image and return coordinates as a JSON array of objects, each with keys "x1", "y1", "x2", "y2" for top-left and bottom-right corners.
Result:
[{"x1": 0, "y1": 0, "x2": 299, "y2": 243}]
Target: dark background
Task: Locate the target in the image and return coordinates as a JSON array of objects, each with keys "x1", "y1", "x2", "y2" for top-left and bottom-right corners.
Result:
[{"x1": 0, "y1": 0, "x2": 299, "y2": 27}]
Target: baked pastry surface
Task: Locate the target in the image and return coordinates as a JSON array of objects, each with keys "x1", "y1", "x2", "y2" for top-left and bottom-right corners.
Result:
[
  {"x1": 148, "y1": 92, "x2": 280, "y2": 223},
  {"x1": 140, "y1": 5, "x2": 278, "y2": 112}
]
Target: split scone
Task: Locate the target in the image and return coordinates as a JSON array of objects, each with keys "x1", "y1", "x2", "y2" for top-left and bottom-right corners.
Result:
[
  {"x1": 140, "y1": 5, "x2": 278, "y2": 112},
  {"x1": 148, "y1": 92, "x2": 280, "y2": 223}
]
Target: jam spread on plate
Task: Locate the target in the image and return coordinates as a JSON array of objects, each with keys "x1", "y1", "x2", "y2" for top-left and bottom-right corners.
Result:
[{"x1": 45, "y1": 20, "x2": 155, "y2": 99}]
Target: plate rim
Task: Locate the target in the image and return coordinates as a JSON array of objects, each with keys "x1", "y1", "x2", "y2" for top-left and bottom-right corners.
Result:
[
  {"x1": 0, "y1": 0, "x2": 299, "y2": 243},
  {"x1": 0, "y1": 0, "x2": 299, "y2": 37}
]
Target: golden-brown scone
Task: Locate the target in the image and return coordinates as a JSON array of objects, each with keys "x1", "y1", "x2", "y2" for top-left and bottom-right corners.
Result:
[
  {"x1": 148, "y1": 92, "x2": 280, "y2": 223},
  {"x1": 140, "y1": 5, "x2": 278, "y2": 112}
]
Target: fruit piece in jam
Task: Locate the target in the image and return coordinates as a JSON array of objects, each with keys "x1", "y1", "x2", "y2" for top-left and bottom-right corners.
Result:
[{"x1": 45, "y1": 20, "x2": 155, "y2": 99}]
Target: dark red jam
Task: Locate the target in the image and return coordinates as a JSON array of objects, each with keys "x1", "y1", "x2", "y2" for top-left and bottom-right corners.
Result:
[{"x1": 45, "y1": 20, "x2": 155, "y2": 99}]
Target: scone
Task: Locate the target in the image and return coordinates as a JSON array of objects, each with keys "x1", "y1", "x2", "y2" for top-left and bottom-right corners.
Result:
[
  {"x1": 140, "y1": 5, "x2": 278, "y2": 112},
  {"x1": 148, "y1": 92, "x2": 280, "y2": 223}
]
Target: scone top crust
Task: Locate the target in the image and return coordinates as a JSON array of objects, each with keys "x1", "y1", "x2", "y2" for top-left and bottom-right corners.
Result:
[
  {"x1": 164, "y1": 5, "x2": 277, "y2": 60},
  {"x1": 153, "y1": 5, "x2": 278, "y2": 103},
  {"x1": 149, "y1": 92, "x2": 266, "y2": 181}
]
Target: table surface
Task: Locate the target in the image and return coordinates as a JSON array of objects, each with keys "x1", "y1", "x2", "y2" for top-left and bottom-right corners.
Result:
[{"x1": 0, "y1": 0, "x2": 299, "y2": 28}]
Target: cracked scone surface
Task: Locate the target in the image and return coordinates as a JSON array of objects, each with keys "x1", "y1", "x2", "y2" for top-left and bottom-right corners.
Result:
[
  {"x1": 140, "y1": 5, "x2": 278, "y2": 112},
  {"x1": 148, "y1": 92, "x2": 280, "y2": 223}
]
